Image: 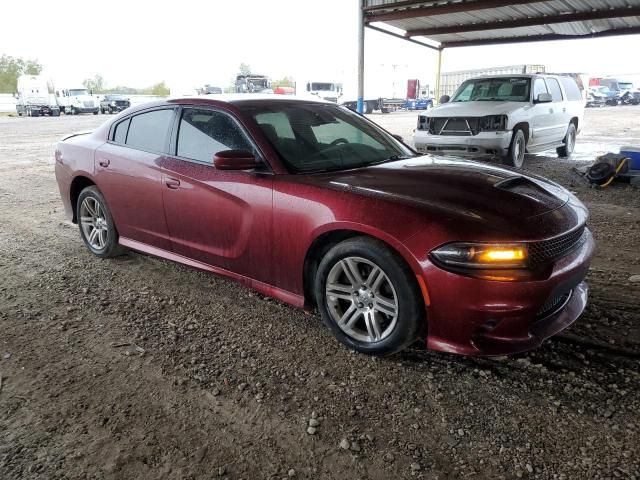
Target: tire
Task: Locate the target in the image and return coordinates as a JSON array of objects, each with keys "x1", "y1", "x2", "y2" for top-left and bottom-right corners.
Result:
[
  {"x1": 77, "y1": 186, "x2": 125, "y2": 258},
  {"x1": 504, "y1": 128, "x2": 526, "y2": 168},
  {"x1": 100, "y1": 108, "x2": 105, "y2": 114},
  {"x1": 108, "y1": 107, "x2": 113, "y2": 114},
  {"x1": 556, "y1": 123, "x2": 577, "y2": 158},
  {"x1": 314, "y1": 237, "x2": 424, "y2": 356}
]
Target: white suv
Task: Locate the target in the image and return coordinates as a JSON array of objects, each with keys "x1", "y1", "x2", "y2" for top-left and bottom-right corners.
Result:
[{"x1": 413, "y1": 74, "x2": 585, "y2": 168}]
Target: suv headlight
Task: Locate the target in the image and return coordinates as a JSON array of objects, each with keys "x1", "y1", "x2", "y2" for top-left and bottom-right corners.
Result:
[
  {"x1": 479, "y1": 115, "x2": 508, "y2": 132},
  {"x1": 431, "y1": 242, "x2": 528, "y2": 269},
  {"x1": 110, "y1": 101, "x2": 116, "y2": 106}
]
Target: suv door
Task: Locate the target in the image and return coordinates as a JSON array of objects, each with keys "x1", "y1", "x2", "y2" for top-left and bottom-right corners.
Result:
[
  {"x1": 529, "y1": 78, "x2": 554, "y2": 147},
  {"x1": 544, "y1": 77, "x2": 569, "y2": 142},
  {"x1": 160, "y1": 106, "x2": 273, "y2": 284},
  {"x1": 95, "y1": 108, "x2": 175, "y2": 250}
]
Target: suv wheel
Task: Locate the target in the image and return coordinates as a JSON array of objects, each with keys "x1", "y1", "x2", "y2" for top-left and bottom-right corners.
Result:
[
  {"x1": 556, "y1": 123, "x2": 576, "y2": 158},
  {"x1": 504, "y1": 128, "x2": 526, "y2": 168}
]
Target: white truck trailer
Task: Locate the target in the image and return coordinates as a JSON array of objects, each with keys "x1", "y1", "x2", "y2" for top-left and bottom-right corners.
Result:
[
  {"x1": 15, "y1": 75, "x2": 60, "y2": 117},
  {"x1": 439, "y1": 64, "x2": 546, "y2": 99}
]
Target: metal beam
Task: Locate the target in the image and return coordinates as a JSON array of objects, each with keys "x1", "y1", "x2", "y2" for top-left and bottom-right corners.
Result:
[
  {"x1": 364, "y1": 0, "x2": 542, "y2": 23},
  {"x1": 357, "y1": 0, "x2": 365, "y2": 114},
  {"x1": 406, "y1": 7, "x2": 640, "y2": 37},
  {"x1": 363, "y1": 0, "x2": 433, "y2": 13},
  {"x1": 440, "y1": 26, "x2": 640, "y2": 48},
  {"x1": 365, "y1": 24, "x2": 441, "y2": 51}
]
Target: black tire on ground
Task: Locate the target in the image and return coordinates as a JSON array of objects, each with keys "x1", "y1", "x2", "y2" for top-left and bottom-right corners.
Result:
[
  {"x1": 503, "y1": 128, "x2": 526, "y2": 168},
  {"x1": 100, "y1": 108, "x2": 105, "y2": 114},
  {"x1": 557, "y1": 123, "x2": 577, "y2": 158},
  {"x1": 93, "y1": 110, "x2": 99, "y2": 115},
  {"x1": 76, "y1": 186, "x2": 126, "y2": 258},
  {"x1": 314, "y1": 237, "x2": 425, "y2": 356}
]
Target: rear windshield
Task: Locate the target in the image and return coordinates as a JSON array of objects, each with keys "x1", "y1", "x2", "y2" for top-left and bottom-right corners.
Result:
[{"x1": 453, "y1": 77, "x2": 531, "y2": 102}]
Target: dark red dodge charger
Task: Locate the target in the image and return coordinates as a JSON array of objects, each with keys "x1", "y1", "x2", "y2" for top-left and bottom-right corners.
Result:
[{"x1": 55, "y1": 96, "x2": 594, "y2": 356}]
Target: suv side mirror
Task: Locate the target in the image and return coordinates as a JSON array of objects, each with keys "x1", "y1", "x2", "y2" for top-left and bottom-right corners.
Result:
[
  {"x1": 213, "y1": 150, "x2": 259, "y2": 170},
  {"x1": 439, "y1": 95, "x2": 450, "y2": 104},
  {"x1": 535, "y1": 92, "x2": 552, "y2": 103}
]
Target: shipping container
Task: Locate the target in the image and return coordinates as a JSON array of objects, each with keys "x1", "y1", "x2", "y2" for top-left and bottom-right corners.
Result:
[{"x1": 439, "y1": 64, "x2": 546, "y2": 99}]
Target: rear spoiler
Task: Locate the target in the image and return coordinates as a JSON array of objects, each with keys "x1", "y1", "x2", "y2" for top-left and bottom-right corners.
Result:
[{"x1": 61, "y1": 130, "x2": 93, "y2": 141}]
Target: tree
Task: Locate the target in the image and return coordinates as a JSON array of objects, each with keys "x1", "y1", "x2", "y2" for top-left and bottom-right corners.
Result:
[
  {"x1": 149, "y1": 81, "x2": 170, "y2": 96},
  {"x1": 271, "y1": 76, "x2": 295, "y2": 89},
  {"x1": 83, "y1": 74, "x2": 105, "y2": 93},
  {"x1": 0, "y1": 54, "x2": 43, "y2": 93},
  {"x1": 238, "y1": 63, "x2": 251, "y2": 76}
]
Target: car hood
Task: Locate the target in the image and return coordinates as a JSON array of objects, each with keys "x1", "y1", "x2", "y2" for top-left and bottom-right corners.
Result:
[
  {"x1": 425, "y1": 101, "x2": 528, "y2": 117},
  {"x1": 298, "y1": 156, "x2": 576, "y2": 239}
]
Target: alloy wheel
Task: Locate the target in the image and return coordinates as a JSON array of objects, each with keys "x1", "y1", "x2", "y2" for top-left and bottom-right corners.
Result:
[
  {"x1": 79, "y1": 197, "x2": 108, "y2": 251},
  {"x1": 325, "y1": 256, "x2": 399, "y2": 343}
]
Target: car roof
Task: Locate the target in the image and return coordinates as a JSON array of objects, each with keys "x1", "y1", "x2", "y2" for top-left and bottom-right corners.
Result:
[{"x1": 169, "y1": 94, "x2": 331, "y2": 104}]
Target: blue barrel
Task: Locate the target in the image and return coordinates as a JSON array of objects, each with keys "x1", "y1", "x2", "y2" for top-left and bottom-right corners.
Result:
[{"x1": 620, "y1": 147, "x2": 640, "y2": 170}]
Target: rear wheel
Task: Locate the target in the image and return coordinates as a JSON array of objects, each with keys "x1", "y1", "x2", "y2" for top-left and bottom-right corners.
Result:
[
  {"x1": 77, "y1": 186, "x2": 125, "y2": 258},
  {"x1": 504, "y1": 128, "x2": 526, "y2": 168},
  {"x1": 556, "y1": 123, "x2": 576, "y2": 158},
  {"x1": 314, "y1": 237, "x2": 424, "y2": 356}
]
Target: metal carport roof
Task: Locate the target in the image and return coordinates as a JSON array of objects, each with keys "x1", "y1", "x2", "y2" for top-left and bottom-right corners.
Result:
[
  {"x1": 354, "y1": 0, "x2": 640, "y2": 111},
  {"x1": 364, "y1": 0, "x2": 640, "y2": 48}
]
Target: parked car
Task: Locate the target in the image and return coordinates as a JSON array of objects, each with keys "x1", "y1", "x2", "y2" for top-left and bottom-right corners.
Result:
[
  {"x1": 56, "y1": 87, "x2": 100, "y2": 115},
  {"x1": 100, "y1": 94, "x2": 131, "y2": 114},
  {"x1": 54, "y1": 96, "x2": 594, "y2": 357},
  {"x1": 590, "y1": 86, "x2": 620, "y2": 105},
  {"x1": 413, "y1": 74, "x2": 585, "y2": 168},
  {"x1": 586, "y1": 87, "x2": 608, "y2": 108}
]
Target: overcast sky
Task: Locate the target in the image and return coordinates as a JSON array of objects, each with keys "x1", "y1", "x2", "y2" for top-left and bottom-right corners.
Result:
[{"x1": 2, "y1": 0, "x2": 640, "y2": 95}]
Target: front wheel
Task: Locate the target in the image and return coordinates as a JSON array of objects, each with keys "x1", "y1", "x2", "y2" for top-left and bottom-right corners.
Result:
[
  {"x1": 77, "y1": 186, "x2": 125, "y2": 258},
  {"x1": 314, "y1": 237, "x2": 424, "y2": 356},
  {"x1": 556, "y1": 123, "x2": 576, "y2": 158},
  {"x1": 504, "y1": 128, "x2": 526, "y2": 168}
]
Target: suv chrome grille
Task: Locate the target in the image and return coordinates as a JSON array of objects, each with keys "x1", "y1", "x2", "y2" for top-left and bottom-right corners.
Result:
[{"x1": 529, "y1": 226, "x2": 586, "y2": 265}]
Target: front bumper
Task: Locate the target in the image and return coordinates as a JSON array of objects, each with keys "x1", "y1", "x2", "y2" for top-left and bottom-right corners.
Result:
[
  {"x1": 413, "y1": 130, "x2": 513, "y2": 157},
  {"x1": 421, "y1": 228, "x2": 595, "y2": 356}
]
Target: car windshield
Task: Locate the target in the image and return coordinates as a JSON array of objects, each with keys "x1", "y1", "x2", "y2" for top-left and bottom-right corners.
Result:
[
  {"x1": 311, "y1": 83, "x2": 335, "y2": 91},
  {"x1": 68, "y1": 89, "x2": 90, "y2": 96},
  {"x1": 241, "y1": 103, "x2": 415, "y2": 174},
  {"x1": 452, "y1": 77, "x2": 531, "y2": 102},
  {"x1": 107, "y1": 95, "x2": 125, "y2": 100},
  {"x1": 618, "y1": 82, "x2": 634, "y2": 90}
]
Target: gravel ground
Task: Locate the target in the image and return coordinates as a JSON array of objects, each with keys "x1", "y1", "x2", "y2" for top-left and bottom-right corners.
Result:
[{"x1": 0, "y1": 107, "x2": 639, "y2": 480}]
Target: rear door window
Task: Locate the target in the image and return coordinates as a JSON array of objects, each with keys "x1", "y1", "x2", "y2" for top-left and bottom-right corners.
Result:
[
  {"x1": 113, "y1": 118, "x2": 130, "y2": 144},
  {"x1": 560, "y1": 77, "x2": 583, "y2": 101},
  {"x1": 546, "y1": 78, "x2": 563, "y2": 102},
  {"x1": 125, "y1": 109, "x2": 175, "y2": 153}
]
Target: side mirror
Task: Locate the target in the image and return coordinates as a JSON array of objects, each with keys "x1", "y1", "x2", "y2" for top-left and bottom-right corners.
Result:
[
  {"x1": 13, "y1": 92, "x2": 18, "y2": 99},
  {"x1": 391, "y1": 134, "x2": 404, "y2": 143},
  {"x1": 213, "y1": 150, "x2": 259, "y2": 170},
  {"x1": 535, "y1": 92, "x2": 552, "y2": 103},
  {"x1": 439, "y1": 95, "x2": 450, "y2": 104}
]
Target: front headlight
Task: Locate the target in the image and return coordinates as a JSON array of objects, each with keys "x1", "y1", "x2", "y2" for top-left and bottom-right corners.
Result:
[
  {"x1": 431, "y1": 242, "x2": 528, "y2": 269},
  {"x1": 479, "y1": 115, "x2": 508, "y2": 131},
  {"x1": 110, "y1": 101, "x2": 116, "y2": 106}
]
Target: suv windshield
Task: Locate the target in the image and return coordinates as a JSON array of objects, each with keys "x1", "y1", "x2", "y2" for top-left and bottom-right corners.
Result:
[
  {"x1": 453, "y1": 77, "x2": 531, "y2": 102},
  {"x1": 68, "y1": 89, "x2": 90, "y2": 96},
  {"x1": 241, "y1": 103, "x2": 414, "y2": 173},
  {"x1": 311, "y1": 83, "x2": 335, "y2": 91}
]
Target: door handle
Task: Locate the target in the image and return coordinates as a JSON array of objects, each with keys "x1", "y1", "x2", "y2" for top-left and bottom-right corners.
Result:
[
  {"x1": 165, "y1": 178, "x2": 180, "y2": 189},
  {"x1": 98, "y1": 158, "x2": 110, "y2": 167}
]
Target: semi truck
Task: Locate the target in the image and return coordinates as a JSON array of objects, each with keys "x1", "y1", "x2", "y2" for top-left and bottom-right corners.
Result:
[
  {"x1": 302, "y1": 81, "x2": 343, "y2": 103},
  {"x1": 56, "y1": 87, "x2": 99, "y2": 115},
  {"x1": 15, "y1": 75, "x2": 60, "y2": 117},
  {"x1": 235, "y1": 75, "x2": 272, "y2": 93}
]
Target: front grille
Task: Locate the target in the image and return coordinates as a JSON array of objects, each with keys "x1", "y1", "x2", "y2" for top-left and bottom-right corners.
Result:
[
  {"x1": 528, "y1": 226, "x2": 586, "y2": 265},
  {"x1": 536, "y1": 291, "x2": 571, "y2": 319},
  {"x1": 83, "y1": 101, "x2": 94, "y2": 108},
  {"x1": 422, "y1": 117, "x2": 481, "y2": 136},
  {"x1": 115, "y1": 101, "x2": 129, "y2": 106}
]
